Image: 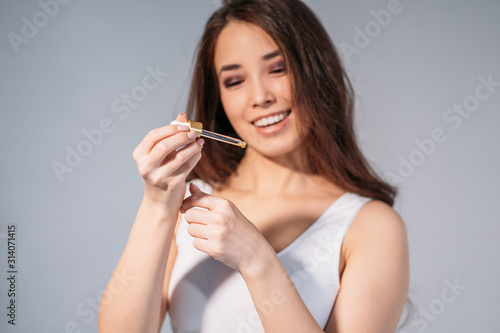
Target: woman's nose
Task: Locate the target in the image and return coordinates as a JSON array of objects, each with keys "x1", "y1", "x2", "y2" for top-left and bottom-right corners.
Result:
[{"x1": 250, "y1": 77, "x2": 275, "y2": 108}]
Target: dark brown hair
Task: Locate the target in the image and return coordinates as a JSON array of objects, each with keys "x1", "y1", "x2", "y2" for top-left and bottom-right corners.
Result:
[{"x1": 186, "y1": 0, "x2": 397, "y2": 206}]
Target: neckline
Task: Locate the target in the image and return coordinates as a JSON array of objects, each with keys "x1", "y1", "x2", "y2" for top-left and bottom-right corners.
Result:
[
  {"x1": 275, "y1": 191, "x2": 350, "y2": 256},
  {"x1": 197, "y1": 180, "x2": 350, "y2": 257}
]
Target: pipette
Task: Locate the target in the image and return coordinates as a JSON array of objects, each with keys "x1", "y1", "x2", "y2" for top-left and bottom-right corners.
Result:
[{"x1": 170, "y1": 120, "x2": 247, "y2": 149}]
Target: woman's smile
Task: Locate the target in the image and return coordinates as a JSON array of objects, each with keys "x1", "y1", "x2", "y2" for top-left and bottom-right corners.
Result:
[
  {"x1": 214, "y1": 21, "x2": 302, "y2": 156},
  {"x1": 251, "y1": 109, "x2": 292, "y2": 135}
]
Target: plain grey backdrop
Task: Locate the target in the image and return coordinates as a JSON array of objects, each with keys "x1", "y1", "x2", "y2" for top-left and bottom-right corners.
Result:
[{"x1": 1, "y1": 0, "x2": 499, "y2": 332}]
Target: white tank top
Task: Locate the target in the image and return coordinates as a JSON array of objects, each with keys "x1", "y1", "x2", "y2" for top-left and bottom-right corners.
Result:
[{"x1": 168, "y1": 179, "x2": 372, "y2": 333}]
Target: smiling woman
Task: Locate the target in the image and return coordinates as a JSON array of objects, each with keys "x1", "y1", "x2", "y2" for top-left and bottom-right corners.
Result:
[
  {"x1": 211, "y1": 21, "x2": 301, "y2": 158},
  {"x1": 98, "y1": 1, "x2": 410, "y2": 332},
  {"x1": 186, "y1": 2, "x2": 397, "y2": 205}
]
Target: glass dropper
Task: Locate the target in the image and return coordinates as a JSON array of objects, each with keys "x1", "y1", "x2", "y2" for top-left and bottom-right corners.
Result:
[{"x1": 170, "y1": 120, "x2": 247, "y2": 149}]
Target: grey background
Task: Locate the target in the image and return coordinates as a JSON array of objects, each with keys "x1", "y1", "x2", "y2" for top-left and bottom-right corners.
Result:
[{"x1": 0, "y1": 0, "x2": 498, "y2": 332}]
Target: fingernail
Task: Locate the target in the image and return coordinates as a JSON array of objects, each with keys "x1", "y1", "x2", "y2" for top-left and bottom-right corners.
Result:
[
  {"x1": 198, "y1": 139, "x2": 205, "y2": 146},
  {"x1": 187, "y1": 131, "x2": 198, "y2": 139},
  {"x1": 177, "y1": 125, "x2": 190, "y2": 132}
]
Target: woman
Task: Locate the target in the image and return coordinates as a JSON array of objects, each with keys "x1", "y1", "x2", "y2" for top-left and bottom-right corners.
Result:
[{"x1": 99, "y1": 0, "x2": 410, "y2": 332}]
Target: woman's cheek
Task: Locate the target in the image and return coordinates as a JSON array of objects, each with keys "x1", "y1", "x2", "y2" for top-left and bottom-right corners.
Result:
[
  {"x1": 221, "y1": 94, "x2": 248, "y2": 129},
  {"x1": 223, "y1": 90, "x2": 247, "y2": 113},
  {"x1": 277, "y1": 76, "x2": 292, "y2": 103}
]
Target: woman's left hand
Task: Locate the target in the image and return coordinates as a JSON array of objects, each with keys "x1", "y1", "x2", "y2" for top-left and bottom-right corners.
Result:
[{"x1": 180, "y1": 182, "x2": 272, "y2": 275}]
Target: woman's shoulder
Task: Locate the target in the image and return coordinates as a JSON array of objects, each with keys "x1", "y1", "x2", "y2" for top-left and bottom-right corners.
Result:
[
  {"x1": 355, "y1": 198, "x2": 402, "y2": 222},
  {"x1": 342, "y1": 199, "x2": 408, "y2": 260}
]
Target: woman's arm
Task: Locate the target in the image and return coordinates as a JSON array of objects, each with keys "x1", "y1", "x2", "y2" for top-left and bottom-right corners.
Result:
[
  {"x1": 243, "y1": 200, "x2": 409, "y2": 333},
  {"x1": 98, "y1": 200, "x2": 179, "y2": 333},
  {"x1": 241, "y1": 249, "x2": 325, "y2": 332},
  {"x1": 158, "y1": 215, "x2": 180, "y2": 332},
  {"x1": 98, "y1": 113, "x2": 204, "y2": 333},
  {"x1": 324, "y1": 200, "x2": 409, "y2": 333}
]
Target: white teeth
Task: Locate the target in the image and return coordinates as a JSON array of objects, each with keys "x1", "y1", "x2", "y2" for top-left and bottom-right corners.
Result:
[{"x1": 254, "y1": 111, "x2": 289, "y2": 128}]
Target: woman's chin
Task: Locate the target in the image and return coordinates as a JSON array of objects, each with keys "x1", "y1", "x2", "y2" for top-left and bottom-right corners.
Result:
[{"x1": 245, "y1": 139, "x2": 304, "y2": 160}]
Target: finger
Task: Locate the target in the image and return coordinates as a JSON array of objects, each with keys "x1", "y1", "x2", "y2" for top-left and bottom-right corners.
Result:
[
  {"x1": 177, "y1": 113, "x2": 188, "y2": 123},
  {"x1": 145, "y1": 141, "x2": 202, "y2": 185},
  {"x1": 187, "y1": 221, "x2": 209, "y2": 239},
  {"x1": 147, "y1": 131, "x2": 199, "y2": 168},
  {"x1": 169, "y1": 147, "x2": 203, "y2": 179},
  {"x1": 145, "y1": 149, "x2": 202, "y2": 190},
  {"x1": 189, "y1": 182, "x2": 202, "y2": 194},
  {"x1": 192, "y1": 237, "x2": 210, "y2": 254},
  {"x1": 154, "y1": 137, "x2": 203, "y2": 173},
  {"x1": 171, "y1": 112, "x2": 189, "y2": 126},
  {"x1": 181, "y1": 187, "x2": 216, "y2": 213},
  {"x1": 159, "y1": 142, "x2": 203, "y2": 178},
  {"x1": 133, "y1": 113, "x2": 191, "y2": 158},
  {"x1": 184, "y1": 206, "x2": 211, "y2": 224}
]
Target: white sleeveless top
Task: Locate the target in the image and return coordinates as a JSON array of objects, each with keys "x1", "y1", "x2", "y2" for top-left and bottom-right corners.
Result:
[{"x1": 168, "y1": 179, "x2": 372, "y2": 333}]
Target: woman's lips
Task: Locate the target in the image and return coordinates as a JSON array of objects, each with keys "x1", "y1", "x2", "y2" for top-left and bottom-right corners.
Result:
[
  {"x1": 252, "y1": 110, "x2": 291, "y2": 135},
  {"x1": 252, "y1": 110, "x2": 291, "y2": 127}
]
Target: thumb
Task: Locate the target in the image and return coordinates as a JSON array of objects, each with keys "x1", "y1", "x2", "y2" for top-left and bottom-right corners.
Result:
[
  {"x1": 180, "y1": 182, "x2": 207, "y2": 214},
  {"x1": 176, "y1": 112, "x2": 188, "y2": 123},
  {"x1": 189, "y1": 182, "x2": 203, "y2": 195}
]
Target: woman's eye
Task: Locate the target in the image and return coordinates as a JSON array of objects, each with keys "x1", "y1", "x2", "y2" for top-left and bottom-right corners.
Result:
[
  {"x1": 224, "y1": 78, "x2": 242, "y2": 88},
  {"x1": 270, "y1": 63, "x2": 287, "y2": 74}
]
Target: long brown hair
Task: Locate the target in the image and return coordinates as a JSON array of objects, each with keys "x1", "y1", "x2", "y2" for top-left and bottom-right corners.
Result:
[{"x1": 186, "y1": 0, "x2": 397, "y2": 206}]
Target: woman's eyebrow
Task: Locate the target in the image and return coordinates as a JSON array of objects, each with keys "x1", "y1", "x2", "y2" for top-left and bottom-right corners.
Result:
[
  {"x1": 262, "y1": 49, "x2": 281, "y2": 61},
  {"x1": 218, "y1": 50, "x2": 282, "y2": 76},
  {"x1": 219, "y1": 64, "x2": 240, "y2": 76}
]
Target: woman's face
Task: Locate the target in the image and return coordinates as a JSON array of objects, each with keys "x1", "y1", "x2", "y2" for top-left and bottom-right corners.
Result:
[{"x1": 214, "y1": 21, "x2": 302, "y2": 158}]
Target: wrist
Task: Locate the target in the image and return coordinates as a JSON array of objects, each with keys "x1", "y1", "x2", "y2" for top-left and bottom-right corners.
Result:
[
  {"x1": 140, "y1": 195, "x2": 179, "y2": 223},
  {"x1": 240, "y1": 239, "x2": 279, "y2": 281}
]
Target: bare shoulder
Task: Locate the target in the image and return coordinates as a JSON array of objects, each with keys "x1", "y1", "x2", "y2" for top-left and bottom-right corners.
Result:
[
  {"x1": 342, "y1": 199, "x2": 408, "y2": 263},
  {"x1": 328, "y1": 199, "x2": 409, "y2": 332}
]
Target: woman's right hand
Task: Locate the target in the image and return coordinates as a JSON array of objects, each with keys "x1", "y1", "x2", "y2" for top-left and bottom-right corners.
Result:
[{"x1": 132, "y1": 113, "x2": 204, "y2": 212}]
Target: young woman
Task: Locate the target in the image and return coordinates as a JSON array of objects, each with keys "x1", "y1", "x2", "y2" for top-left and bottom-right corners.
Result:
[{"x1": 99, "y1": 1, "x2": 409, "y2": 332}]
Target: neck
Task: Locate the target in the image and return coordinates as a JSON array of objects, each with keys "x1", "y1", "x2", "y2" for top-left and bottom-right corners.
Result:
[{"x1": 227, "y1": 146, "x2": 336, "y2": 196}]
